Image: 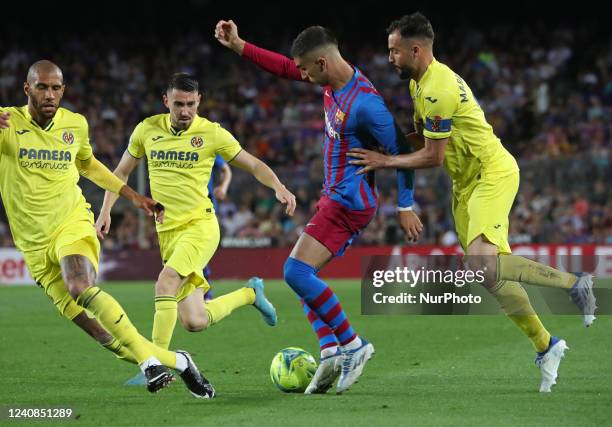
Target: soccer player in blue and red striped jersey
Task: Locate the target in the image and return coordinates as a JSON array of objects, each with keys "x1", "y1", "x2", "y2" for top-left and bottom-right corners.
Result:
[{"x1": 216, "y1": 20, "x2": 423, "y2": 394}]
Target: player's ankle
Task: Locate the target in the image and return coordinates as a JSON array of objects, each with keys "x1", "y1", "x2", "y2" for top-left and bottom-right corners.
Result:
[
  {"x1": 341, "y1": 336, "x2": 362, "y2": 351},
  {"x1": 321, "y1": 345, "x2": 338, "y2": 358}
]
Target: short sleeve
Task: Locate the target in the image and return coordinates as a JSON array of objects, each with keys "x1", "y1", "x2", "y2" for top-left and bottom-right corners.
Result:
[
  {"x1": 421, "y1": 90, "x2": 456, "y2": 140},
  {"x1": 127, "y1": 122, "x2": 146, "y2": 158},
  {"x1": 214, "y1": 125, "x2": 242, "y2": 162},
  {"x1": 76, "y1": 116, "x2": 93, "y2": 160}
]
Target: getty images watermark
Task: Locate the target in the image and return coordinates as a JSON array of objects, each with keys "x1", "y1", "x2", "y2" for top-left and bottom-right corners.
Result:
[
  {"x1": 361, "y1": 255, "x2": 609, "y2": 315},
  {"x1": 372, "y1": 266, "x2": 486, "y2": 305}
]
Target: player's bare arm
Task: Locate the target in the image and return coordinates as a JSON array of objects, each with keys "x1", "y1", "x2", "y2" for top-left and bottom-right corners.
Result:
[
  {"x1": 406, "y1": 131, "x2": 425, "y2": 151},
  {"x1": 229, "y1": 150, "x2": 296, "y2": 216},
  {"x1": 348, "y1": 136, "x2": 448, "y2": 174},
  {"x1": 215, "y1": 20, "x2": 245, "y2": 55},
  {"x1": 95, "y1": 150, "x2": 142, "y2": 239},
  {"x1": 213, "y1": 162, "x2": 232, "y2": 201}
]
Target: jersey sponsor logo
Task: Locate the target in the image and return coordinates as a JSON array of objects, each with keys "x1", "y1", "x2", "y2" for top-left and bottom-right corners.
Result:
[
  {"x1": 18, "y1": 148, "x2": 72, "y2": 170},
  {"x1": 425, "y1": 116, "x2": 452, "y2": 133},
  {"x1": 149, "y1": 149, "x2": 199, "y2": 169},
  {"x1": 190, "y1": 136, "x2": 204, "y2": 148},
  {"x1": 16, "y1": 129, "x2": 30, "y2": 135},
  {"x1": 19, "y1": 148, "x2": 72, "y2": 161},
  {"x1": 425, "y1": 96, "x2": 438, "y2": 103},
  {"x1": 150, "y1": 150, "x2": 199, "y2": 162},
  {"x1": 62, "y1": 131, "x2": 75, "y2": 145}
]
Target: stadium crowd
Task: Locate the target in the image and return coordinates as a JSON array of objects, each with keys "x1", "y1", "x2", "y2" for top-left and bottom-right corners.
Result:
[{"x1": 1, "y1": 22, "x2": 610, "y2": 248}]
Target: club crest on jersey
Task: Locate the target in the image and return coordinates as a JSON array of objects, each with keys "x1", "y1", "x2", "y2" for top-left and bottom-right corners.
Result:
[
  {"x1": 190, "y1": 136, "x2": 204, "y2": 148},
  {"x1": 62, "y1": 131, "x2": 75, "y2": 145},
  {"x1": 335, "y1": 109, "x2": 346, "y2": 124}
]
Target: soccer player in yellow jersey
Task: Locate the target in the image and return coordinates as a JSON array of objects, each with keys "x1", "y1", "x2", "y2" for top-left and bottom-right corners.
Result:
[
  {"x1": 347, "y1": 13, "x2": 596, "y2": 392},
  {"x1": 95, "y1": 73, "x2": 296, "y2": 384},
  {"x1": 0, "y1": 61, "x2": 215, "y2": 398}
]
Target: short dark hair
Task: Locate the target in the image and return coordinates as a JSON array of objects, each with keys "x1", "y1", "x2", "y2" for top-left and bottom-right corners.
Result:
[
  {"x1": 387, "y1": 12, "x2": 435, "y2": 42},
  {"x1": 290, "y1": 26, "x2": 338, "y2": 58},
  {"x1": 167, "y1": 72, "x2": 199, "y2": 93}
]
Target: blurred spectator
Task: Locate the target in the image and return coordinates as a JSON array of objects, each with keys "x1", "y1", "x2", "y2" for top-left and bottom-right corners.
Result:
[{"x1": 1, "y1": 21, "x2": 610, "y2": 248}]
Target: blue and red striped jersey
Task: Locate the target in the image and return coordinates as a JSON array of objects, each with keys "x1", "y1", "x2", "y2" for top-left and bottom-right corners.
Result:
[{"x1": 242, "y1": 42, "x2": 414, "y2": 210}]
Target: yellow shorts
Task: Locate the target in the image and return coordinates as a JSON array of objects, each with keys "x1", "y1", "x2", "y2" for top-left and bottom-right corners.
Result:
[
  {"x1": 23, "y1": 210, "x2": 100, "y2": 320},
  {"x1": 452, "y1": 171, "x2": 519, "y2": 254},
  {"x1": 158, "y1": 213, "x2": 220, "y2": 302}
]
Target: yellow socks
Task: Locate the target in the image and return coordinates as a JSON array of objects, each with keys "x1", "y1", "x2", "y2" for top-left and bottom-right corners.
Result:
[
  {"x1": 206, "y1": 288, "x2": 255, "y2": 326},
  {"x1": 101, "y1": 337, "x2": 138, "y2": 364},
  {"x1": 76, "y1": 286, "x2": 152, "y2": 363},
  {"x1": 152, "y1": 295, "x2": 177, "y2": 350},
  {"x1": 497, "y1": 255, "x2": 576, "y2": 289},
  {"x1": 489, "y1": 281, "x2": 551, "y2": 352},
  {"x1": 76, "y1": 286, "x2": 179, "y2": 368}
]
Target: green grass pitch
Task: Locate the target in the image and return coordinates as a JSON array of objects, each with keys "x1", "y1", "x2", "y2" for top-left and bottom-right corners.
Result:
[{"x1": 1, "y1": 280, "x2": 611, "y2": 426}]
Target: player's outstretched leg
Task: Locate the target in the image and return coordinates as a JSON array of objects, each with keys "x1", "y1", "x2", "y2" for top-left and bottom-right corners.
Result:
[
  {"x1": 62, "y1": 255, "x2": 213, "y2": 396},
  {"x1": 301, "y1": 301, "x2": 341, "y2": 394},
  {"x1": 535, "y1": 336, "x2": 569, "y2": 392},
  {"x1": 284, "y1": 256, "x2": 373, "y2": 394},
  {"x1": 497, "y1": 255, "x2": 597, "y2": 326}
]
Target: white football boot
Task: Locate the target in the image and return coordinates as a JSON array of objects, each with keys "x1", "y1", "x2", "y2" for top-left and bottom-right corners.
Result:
[
  {"x1": 569, "y1": 273, "x2": 597, "y2": 327},
  {"x1": 336, "y1": 339, "x2": 375, "y2": 394},
  {"x1": 304, "y1": 348, "x2": 341, "y2": 394},
  {"x1": 535, "y1": 337, "x2": 569, "y2": 393}
]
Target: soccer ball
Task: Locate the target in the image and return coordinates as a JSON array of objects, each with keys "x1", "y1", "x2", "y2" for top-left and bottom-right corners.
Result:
[{"x1": 270, "y1": 347, "x2": 317, "y2": 393}]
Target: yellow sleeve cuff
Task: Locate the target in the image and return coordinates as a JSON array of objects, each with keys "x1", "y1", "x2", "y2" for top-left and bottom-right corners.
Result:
[{"x1": 76, "y1": 156, "x2": 125, "y2": 194}]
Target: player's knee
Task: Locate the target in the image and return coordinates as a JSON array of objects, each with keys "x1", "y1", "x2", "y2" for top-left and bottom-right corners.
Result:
[
  {"x1": 464, "y1": 253, "x2": 497, "y2": 285},
  {"x1": 283, "y1": 257, "x2": 310, "y2": 287},
  {"x1": 156, "y1": 268, "x2": 181, "y2": 296},
  {"x1": 66, "y1": 280, "x2": 90, "y2": 300},
  {"x1": 180, "y1": 315, "x2": 208, "y2": 332}
]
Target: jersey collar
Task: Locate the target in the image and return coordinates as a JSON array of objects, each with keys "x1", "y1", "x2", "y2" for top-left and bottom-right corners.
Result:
[
  {"x1": 167, "y1": 114, "x2": 200, "y2": 136},
  {"x1": 23, "y1": 105, "x2": 60, "y2": 131}
]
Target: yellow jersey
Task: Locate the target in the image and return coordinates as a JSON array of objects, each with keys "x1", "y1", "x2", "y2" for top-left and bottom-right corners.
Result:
[
  {"x1": 0, "y1": 106, "x2": 93, "y2": 251},
  {"x1": 410, "y1": 58, "x2": 519, "y2": 194},
  {"x1": 127, "y1": 114, "x2": 242, "y2": 232}
]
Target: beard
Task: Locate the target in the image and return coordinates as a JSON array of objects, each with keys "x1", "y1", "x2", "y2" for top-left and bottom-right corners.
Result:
[
  {"x1": 398, "y1": 67, "x2": 412, "y2": 80},
  {"x1": 31, "y1": 95, "x2": 57, "y2": 118}
]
